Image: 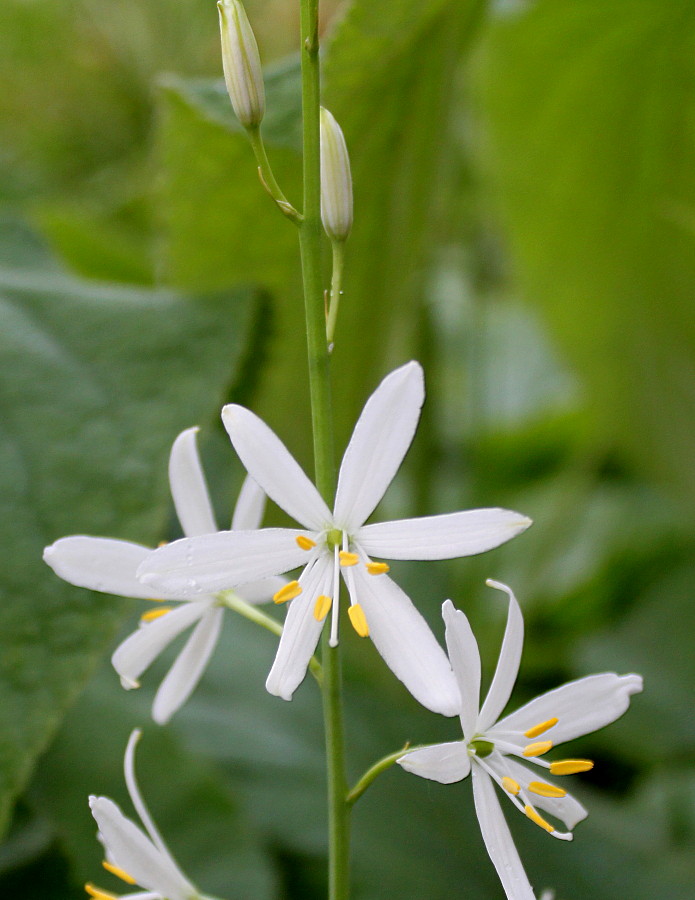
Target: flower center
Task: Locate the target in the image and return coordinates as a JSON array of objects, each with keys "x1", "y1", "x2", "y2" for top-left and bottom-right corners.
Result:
[
  {"x1": 325, "y1": 527, "x2": 343, "y2": 550},
  {"x1": 469, "y1": 738, "x2": 494, "y2": 758}
]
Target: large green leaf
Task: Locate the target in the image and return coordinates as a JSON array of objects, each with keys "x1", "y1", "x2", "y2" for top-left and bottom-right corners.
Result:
[
  {"x1": 477, "y1": 0, "x2": 695, "y2": 511},
  {"x1": 0, "y1": 222, "x2": 256, "y2": 836}
]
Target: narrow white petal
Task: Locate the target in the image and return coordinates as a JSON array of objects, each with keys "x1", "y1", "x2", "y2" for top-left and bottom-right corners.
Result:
[
  {"x1": 357, "y1": 508, "x2": 532, "y2": 560},
  {"x1": 492, "y1": 673, "x2": 643, "y2": 747},
  {"x1": 471, "y1": 766, "x2": 536, "y2": 900},
  {"x1": 152, "y1": 606, "x2": 224, "y2": 724},
  {"x1": 89, "y1": 796, "x2": 195, "y2": 900},
  {"x1": 442, "y1": 600, "x2": 480, "y2": 738},
  {"x1": 397, "y1": 742, "x2": 470, "y2": 784},
  {"x1": 234, "y1": 575, "x2": 287, "y2": 604},
  {"x1": 168, "y1": 428, "x2": 217, "y2": 537},
  {"x1": 222, "y1": 404, "x2": 331, "y2": 530},
  {"x1": 43, "y1": 536, "x2": 154, "y2": 599},
  {"x1": 231, "y1": 475, "x2": 267, "y2": 531},
  {"x1": 502, "y1": 757, "x2": 588, "y2": 830},
  {"x1": 478, "y1": 581, "x2": 524, "y2": 732},
  {"x1": 265, "y1": 557, "x2": 332, "y2": 700},
  {"x1": 123, "y1": 730, "x2": 169, "y2": 858},
  {"x1": 137, "y1": 529, "x2": 308, "y2": 596},
  {"x1": 333, "y1": 362, "x2": 424, "y2": 532},
  {"x1": 111, "y1": 602, "x2": 208, "y2": 685},
  {"x1": 352, "y1": 568, "x2": 460, "y2": 716}
]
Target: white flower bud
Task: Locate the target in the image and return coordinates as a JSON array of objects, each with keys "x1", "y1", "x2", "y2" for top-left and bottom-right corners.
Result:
[
  {"x1": 218, "y1": 0, "x2": 265, "y2": 128},
  {"x1": 320, "y1": 107, "x2": 353, "y2": 242}
]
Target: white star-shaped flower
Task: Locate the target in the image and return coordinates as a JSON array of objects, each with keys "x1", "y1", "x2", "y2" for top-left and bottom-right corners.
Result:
[
  {"x1": 397, "y1": 581, "x2": 643, "y2": 900},
  {"x1": 43, "y1": 427, "x2": 283, "y2": 724},
  {"x1": 86, "y1": 730, "x2": 202, "y2": 900},
  {"x1": 139, "y1": 362, "x2": 531, "y2": 713}
]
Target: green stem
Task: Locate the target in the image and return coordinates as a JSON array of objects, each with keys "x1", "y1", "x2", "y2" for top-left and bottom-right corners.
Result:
[
  {"x1": 298, "y1": 1, "x2": 349, "y2": 898},
  {"x1": 247, "y1": 125, "x2": 302, "y2": 223},
  {"x1": 346, "y1": 744, "x2": 414, "y2": 806},
  {"x1": 325, "y1": 240, "x2": 345, "y2": 348}
]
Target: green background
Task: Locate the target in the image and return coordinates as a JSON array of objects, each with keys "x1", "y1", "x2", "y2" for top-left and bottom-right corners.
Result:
[{"x1": 1, "y1": 0, "x2": 693, "y2": 897}]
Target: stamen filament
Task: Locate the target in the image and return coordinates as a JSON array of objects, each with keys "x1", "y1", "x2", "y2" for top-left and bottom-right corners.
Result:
[
  {"x1": 102, "y1": 860, "x2": 135, "y2": 884},
  {"x1": 348, "y1": 603, "x2": 369, "y2": 637},
  {"x1": 329, "y1": 545, "x2": 340, "y2": 647},
  {"x1": 296, "y1": 535, "x2": 316, "y2": 550},
  {"x1": 273, "y1": 580, "x2": 302, "y2": 604},
  {"x1": 550, "y1": 759, "x2": 594, "y2": 776},
  {"x1": 314, "y1": 594, "x2": 332, "y2": 621},
  {"x1": 523, "y1": 740, "x2": 553, "y2": 757},
  {"x1": 366, "y1": 561, "x2": 390, "y2": 575},
  {"x1": 528, "y1": 781, "x2": 567, "y2": 798},
  {"x1": 524, "y1": 717, "x2": 558, "y2": 738}
]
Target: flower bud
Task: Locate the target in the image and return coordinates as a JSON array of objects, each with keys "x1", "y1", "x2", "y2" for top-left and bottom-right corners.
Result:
[
  {"x1": 320, "y1": 107, "x2": 353, "y2": 242},
  {"x1": 218, "y1": 0, "x2": 265, "y2": 128}
]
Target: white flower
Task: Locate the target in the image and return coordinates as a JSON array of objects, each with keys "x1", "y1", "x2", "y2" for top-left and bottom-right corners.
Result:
[
  {"x1": 86, "y1": 730, "x2": 201, "y2": 900},
  {"x1": 43, "y1": 427, "x2": 283, "y2": 724},
  {"x1": 320, "y1": 106, "x2": 353, "y2": 242},
  {"x1": 138, "y1": 362, "x2": 531, "y2": 713},
  {"x1": 397, "y1": 581, "x2": 643, "y2": 900}
]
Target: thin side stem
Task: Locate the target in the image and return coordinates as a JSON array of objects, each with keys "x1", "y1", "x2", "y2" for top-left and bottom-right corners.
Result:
[
  {"x1": 325, "y1": 240, "x2": 345, "y2": 348},
  {"x1": 346, "y1": 744, "x2": 414, "y2": 806},
  {"x1": 247, "y1": 125, "x2": 302, "y2": 223}
]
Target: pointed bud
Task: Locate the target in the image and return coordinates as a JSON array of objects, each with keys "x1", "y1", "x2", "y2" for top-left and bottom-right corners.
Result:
[
  {"x1": 320, "y1": 107, "x2": 353, "y2": 242},
  {"x1": 218, "y1": 0, "x2": 265, "y2": 128}
]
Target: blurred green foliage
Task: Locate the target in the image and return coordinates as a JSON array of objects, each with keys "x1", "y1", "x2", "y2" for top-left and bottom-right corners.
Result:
[{"x1": 1, "y1": 0, "x2": 694, "y2": 898}]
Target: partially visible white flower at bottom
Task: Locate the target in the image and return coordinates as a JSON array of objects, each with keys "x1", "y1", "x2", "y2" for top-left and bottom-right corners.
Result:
[
  {"x1": 397, "y1": 581, "x2": 643, "y2": 900},
  {"x1": 86, "y1": 730, "x2": 202, "y2": 900}
]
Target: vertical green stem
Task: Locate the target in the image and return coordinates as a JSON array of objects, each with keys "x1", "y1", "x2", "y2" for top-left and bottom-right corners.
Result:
[{"x1": 297, "y1": 0, "x2": 350, "y2": 897}]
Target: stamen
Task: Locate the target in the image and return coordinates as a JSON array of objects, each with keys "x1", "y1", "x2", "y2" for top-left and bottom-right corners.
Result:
[
  {"x1": 348, "y1": 604, "x2": 369, "y2": 637},
  {"x1": 366, "y1": 561, "x2": 390, "y2": 575},
  {"x1": 339, "y1": 551, "x2": 359, "y2": 567},
  {"x1": 502, "y1": 776, "x2": 520, "y2": 795},
  {"x1": 524, "y1": 805, "x2": 555, "y2": 833},
  {"x1": 314, "y1": 594, "x2": 332, "y2": 621},
  {"x1": 528, "y1": 781, "x2": 567, "y2": 798},
  {"x1": 140, "y1": 607, "x2": 171, "y2": 622},
  {"x1": 329, "y1": 545, "x2": 340, "y2": 647},
  {"x1": 146, "y1": 597, "x2": 167, "y2": 603},
  {"x1": 273, "y1": 580, "x2": 302, "y2": 604},
  {"x1": 524, "y1": 717, "x2": 558, "y2": 738},
  {"x1": 296, "y1": 535, "x2": 316, "y2": 551},
  {"x1": 157, "y1": 540, "x2": 168, "y2": 547},
  {"x1": 85, "y1": 885, "x2": 118, "y2": 900},
  {"x1": 102, "y1": 860, "x2": 136, "y2": 884},
  {"x1": 523, "y1": 740, "x2": 553, "y2": 757},
  {"x1": 550, "y1": 759, "x2": 594, "y2": 776}
]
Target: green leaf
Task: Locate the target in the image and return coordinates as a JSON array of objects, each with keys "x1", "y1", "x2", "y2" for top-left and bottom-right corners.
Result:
[
  {"x1": 477, "y1": 0, "x2": 695, "y2": 510},
  {"x1": 0, "y1": 225, "x2": 256, "y2": 836}
]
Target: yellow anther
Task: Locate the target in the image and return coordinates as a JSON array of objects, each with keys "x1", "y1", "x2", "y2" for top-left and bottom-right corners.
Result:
[
  {"x1": 348, "y1": 604, "x2": 369, "y2": 637},
  {"x1": 528, "y1": 781, "x2": 567, "y2": 798},
  {"x1": 550, "y1": 759, "x2": 594, "y2": 776},
  {"x1": 157, "y1": 540, "x2": 168, "y2": 547},
  {"x1": 146, "y1": 597, "x2": 167, "y2": 603},
  {"x1": 85, "y1": 885, "x2": 118, "y2": 900},
  {"x1": 366, "y1": 561, "x2": 390, "y2": 575},
  {"x1": 501, "y1": 776, "x2": 520, "y2": 795},
  {"x1": 339, "y1": 551, "x2": 359, "y2": 567},
  {"x1": 524, "y1": 805, "x2": 555, "y2": 833},
  {"x1": 273, "y1": 580, "x2": 302, "y2": 604},
  {"x1": 140, "y1": 607, "x2": 171, "y2": 622},
  {"x1": 314, "y1": 594, "x2": 332, "y2": 621},
  {"x1": 523, "y1": 740, "x2": 553, "y2": 757},
  {"x1": 296, "y1": 535, "x2": 316, "y2": 551},
  {"x1": 102, "y1": 860, "x2": 136, "y2": 884},
  {"x1": 524, "y1": 717, "x2": 558, "y2": 739}
]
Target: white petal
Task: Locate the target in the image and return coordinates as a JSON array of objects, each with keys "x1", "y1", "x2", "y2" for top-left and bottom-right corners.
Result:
[
  {"x1": 235, "y1": 575, "x2": 287, "y2": 604},
  {"x1": 168, "y1": 427, "x2": 217, "y2": 537},
  {"x1": 502, "y1": 756, "x2": 587, "y2": 830},
  {"x1": 43, "y1": 536, "x2": 155, "y2": 599},
  {"x1": 351, "y1": 568, "x2": 460, "y2": 716},
  {"x1": 231, "y1": 475, "x2": 266, "y2": 531},
  {"x1": 397, "y1": 742, "x2": 470, "y2": 784},
  {"x1": 471, "y1": 766, "x2": 536, "y2": 900},
  {"x1": 111, "y1": 602, "x2": 208, "y2": 685},
  {"x1": 333, "y1": 361, "x2": 424, "y2": 532},
  {"x1": 222, "y1": 404, "x2": 331, "y2": 530},
  {"x1": 492, "y1": 673, "x2": 643, "y2": 747},
  {"x1": 152, "y1": 606, "x2": 224, "y2": 724},
  {"x1": 265, "y1": 557, "x2": 333, "y2": 700},
  {"x1": 478, "y1": 581, "x2": 524, "y2": 732},
  {"x1": 442, "y1": 600, "x2": 480, "y2": 739},
  {"x1": 89, "y1": 796, "x2": 195, "y2": 900},
  {"x1": 137, "y1": 529, "x2": 308, "y2": 596},
  {"x1": 357, "y1": 508, "x2": 532, "y2": 560}
]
